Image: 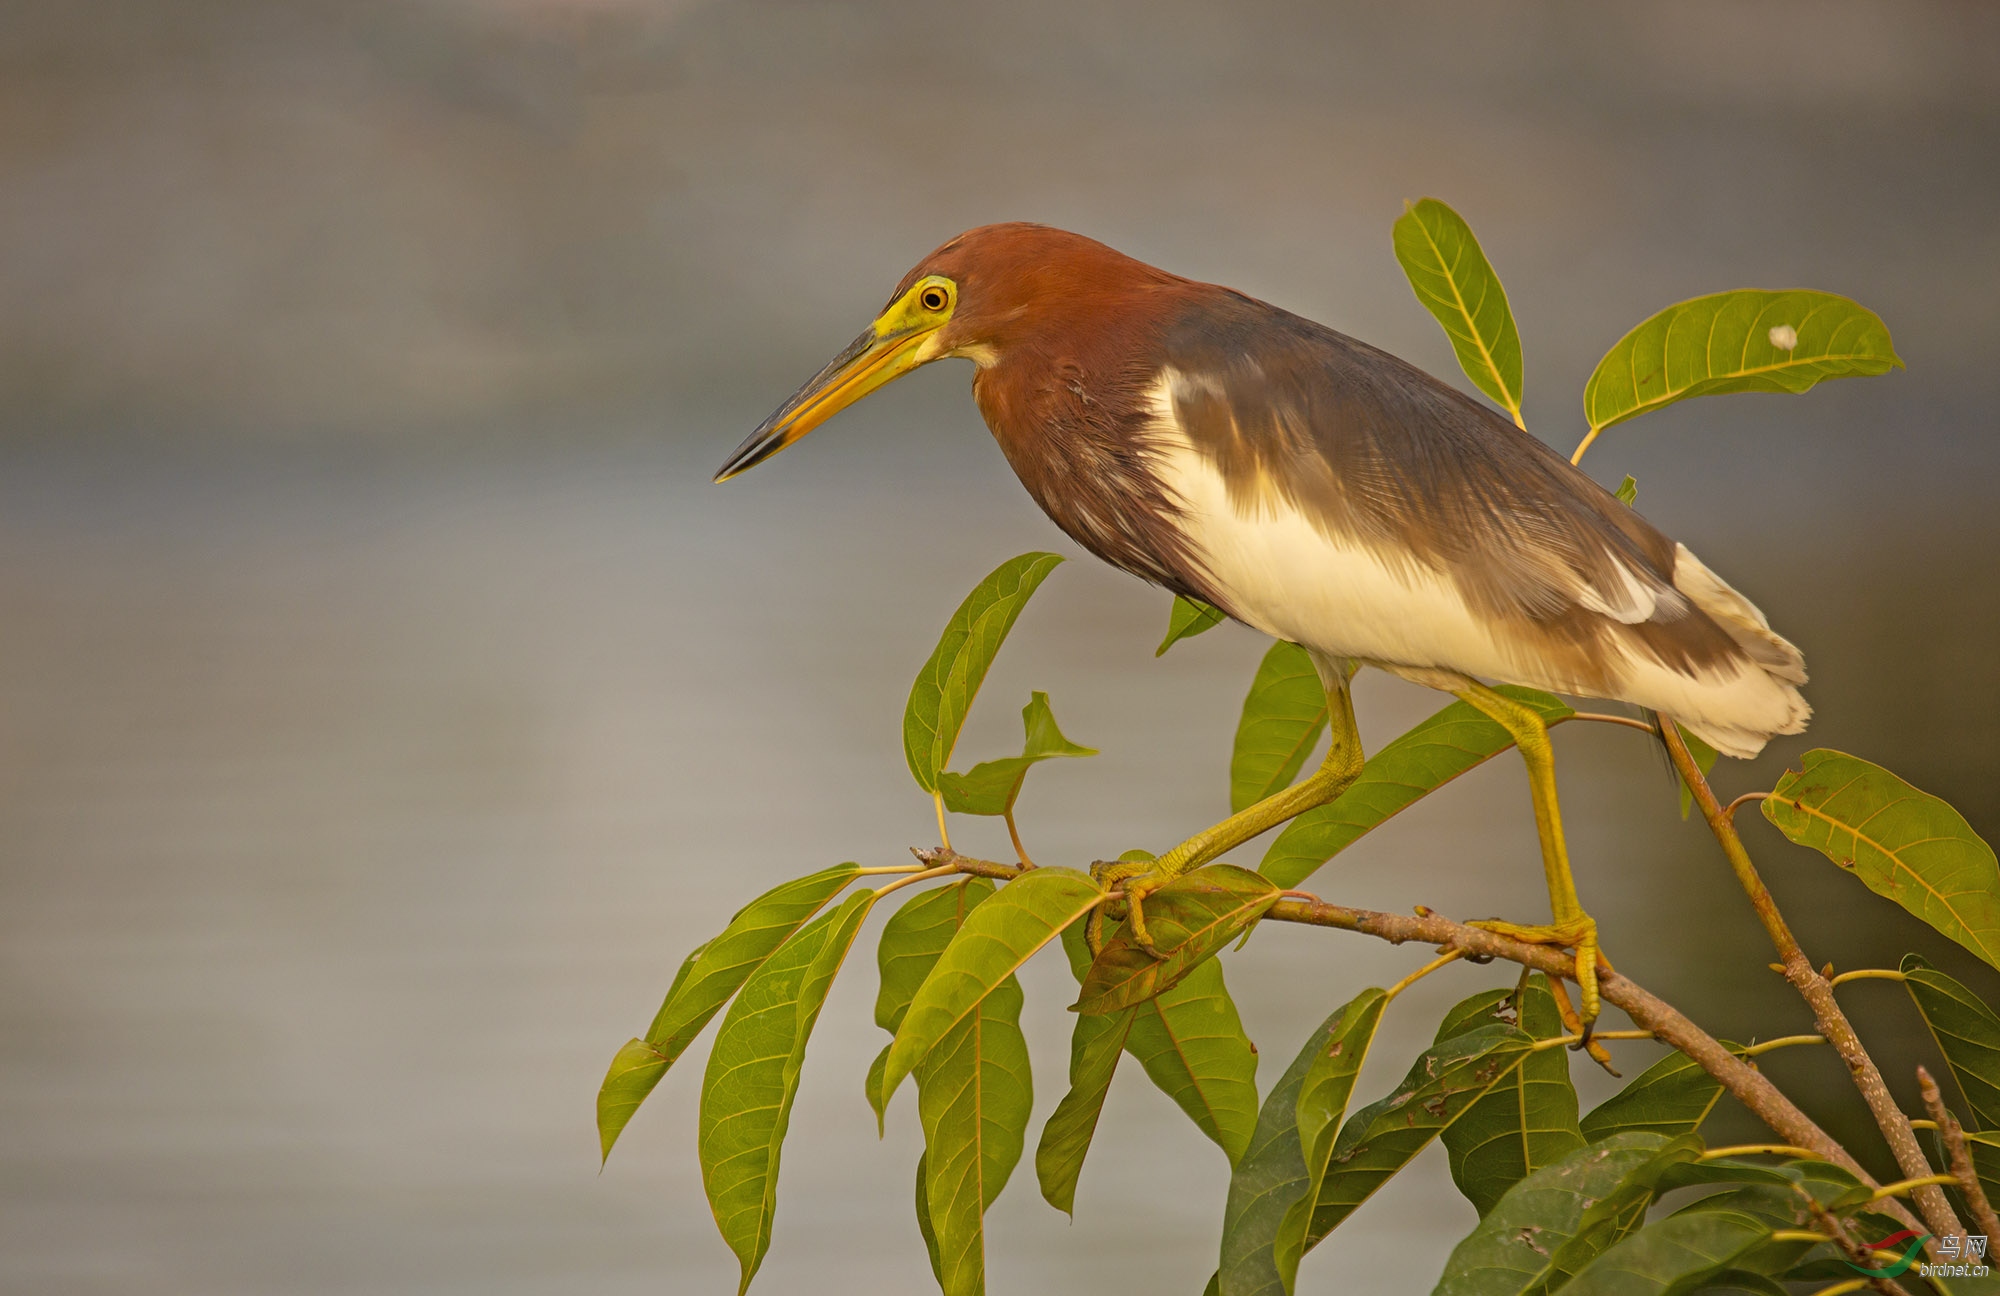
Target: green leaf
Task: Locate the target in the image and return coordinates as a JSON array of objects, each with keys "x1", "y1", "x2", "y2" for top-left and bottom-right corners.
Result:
[
  {"x1": 596, "y1": 1037, "x2": 671, "y2": 1163},
  {"x1": 871, "y1": 879, "x2": 997, "y2": 1122},
  {"x1": 1902, "y1": 954, "x2": 2000, "y2": 1130},
  {"x1": 1231, "y1": 642, "x2": 1330, "y2": 815},
  {"x1": 1159, "y1": 594, "x2": 1227, "y2": 655},
  {"x1": 918, "y1": 960, "x2": 1032, "y2": 1296},
  {"x1": 1613, "y1": 475, "x2": 1638, "y2": 507},
  {"x1": 1582, "y1": 289, "x2": 1901, "y2": 438},
  {"x1": 939, "y1": 691, "x2": 1097, "y2": 817},
  {"x1": 1534, "y1": 1136, "x2": 1710, "y2": 1291},
  {"x1": 874, "y1": 879, "x2": 1029, "y2": 1296},
  {"x1": 1271, "y1": 990, "x2": 1389, "y2": 1293},
  {"x1": 1076, "y1": 865, "x2": 1281, "y2": 1014},
  {"x1": 904, "y1": 552, "x2": 1065, "y2": 793},
  {"x1": 1300, "y1": 1024, "x2": 1535, "y2": 1252},
  {"x1": 1676, "y1": 724, "x2": 1719, "y2": 820},
  {"x1": 1431, "y1": 1132, "x2": 1680, "y2": 1296},
  {"x1": 1393, "y1": 197, "x2": 1526, "y2": 426},
  {"x1": 1580, "y1": 1049, "x2": 1733, "y2": 1143},
  {"x1": 599, "y1": 862, "x2": 860, "y2": 1162},
  {"x1": 1260, "y1": 688, "x2": 1573, "y2": 889},
  {"x1": 881, "y1": 867, "x2": 1103, "y2": 1107},
  {"x1": 1219, "y1": 994, "x2": 1383, "y2": 1296},
  {"x1": 1056, "y1": 903, "x2": 1260, "y2": 1170},
  {"x1": 645, "y1": 863, "x2": 859, "y2": 1049},
  {"x1": 1558, "y1": 1203, "x2": 1781, "y2": 1296},
  {"x1": 1764, "y1": 750, "x2": 2000, "y2": 971},
  {"x1": 1436, "y1": 979, "x2": 1585, "y2": 1216},
  {"x1": 915, "y1": 1151, "x2": 944, "y2": 1285},
  {"x1": 1129, "y1": 958, "x2": 1262, "y2": 1166},
  {"x1": 697, "y1": 890, "x2": 876, "y2": 1294},
  {"x1": 1035, "y1": 1001, "x2": 1136, "y2": 1216}
]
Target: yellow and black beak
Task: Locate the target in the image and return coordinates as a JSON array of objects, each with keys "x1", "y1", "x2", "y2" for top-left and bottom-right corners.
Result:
[{"x1": 714, "y1": 275, "x2": 958, "y2": 483}]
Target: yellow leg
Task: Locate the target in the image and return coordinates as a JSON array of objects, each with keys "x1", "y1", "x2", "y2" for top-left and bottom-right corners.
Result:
[
  {"x1": 1100, "y1": 656, "x2": 1365, "y2": 951},
  {"x1": 1453, "y1": 682, "x2": 1607, "y2": 1029}
]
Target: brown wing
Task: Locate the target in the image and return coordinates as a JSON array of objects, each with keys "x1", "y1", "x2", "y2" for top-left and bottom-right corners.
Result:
[{"x1": 1155, "y1": 288, "x2": 1754, "y2": 693}]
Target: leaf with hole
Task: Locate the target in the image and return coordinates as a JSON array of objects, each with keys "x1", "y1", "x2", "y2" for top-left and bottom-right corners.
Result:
[
  {"x1": 1075, "y1": 865, "x2": 1280, "y2": 1014},
  {"x1": 904, "y1": 552, "x2": 1065, "y2": 793},
  {"x1": 880, "y1": 868, "x2": 1102, "y2": 1108},
  {"x1": 697, "y1": 889, "x2": 875, "y2": 1294},
  {"x1": 1260, "y1": 688, "x2": 1572, "y2": 889},
  {"x1": 1298, "y1": 1023, "x2": 1535, "y2": 1256},
  {"x1": 1431, "y1": 1132, "x2": 1683, "y2": 1296},
  {"x1": 598, "y1": 862, "x2": 860, "y2": 1162},
  {"x1": 939, "y1": 691, "x2": 1096, "y2": 817},
  {"x1": 1435, "y1": 979, "x2": 1585, "y2": 1216},
  {"x1": 1270, "y1": 989, "x2": 1388, "y2": 1293},
  {"x1": 1393, "y1": 197, "x2": 1525, "y2": 426},
  {"x1": 1231, "y1": 642, "x2": 1330, "y2": 815},
  {"x1": 1764, "y1": 750, "x2": 2000, "y2": 971},
  {"x1": 1159, "y1": 594, "x2": 1227, "y2": 655},
  {"x1": 1217, "y1": 992, "x2": 1383, "y2": 1296},
  {"x1": 1581, "y1": 289, "x2": 1900, "y2": 443}
]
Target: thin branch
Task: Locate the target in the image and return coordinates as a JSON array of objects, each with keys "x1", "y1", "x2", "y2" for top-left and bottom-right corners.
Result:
[
  {"x1": 912, "y1": 844, "x2": 1930, "y2": 1237},
  {"x1": 1657, "y1": 719, "x2": 1963, "y2": 1248},
  {"x1": 1920, "y1": 1065, "x2": 2000, "y2": 1241}
]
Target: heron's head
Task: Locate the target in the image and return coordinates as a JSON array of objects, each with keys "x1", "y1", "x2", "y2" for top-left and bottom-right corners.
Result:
[{"x1": 714, "y1": 223, "x2": 1173, "y2": 481}]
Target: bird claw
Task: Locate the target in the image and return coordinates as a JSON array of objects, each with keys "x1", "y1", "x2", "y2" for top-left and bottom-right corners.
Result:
[
  {"x1": 1089, "y1": 858, "x2": 1172, "y2": 960},
  {"x1": 1466, "y1": 913, "x2": 1612, "y2": 1037}
]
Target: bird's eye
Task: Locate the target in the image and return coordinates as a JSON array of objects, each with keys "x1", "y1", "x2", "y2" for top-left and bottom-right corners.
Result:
[{"x1": 920, "y1": 285, "x2": 949, "y2": 312}]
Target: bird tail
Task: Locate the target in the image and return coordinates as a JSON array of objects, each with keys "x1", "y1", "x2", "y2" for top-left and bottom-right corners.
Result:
[{"x1": 1654, "y1": 544, "x2": 1810, "y2": 759}]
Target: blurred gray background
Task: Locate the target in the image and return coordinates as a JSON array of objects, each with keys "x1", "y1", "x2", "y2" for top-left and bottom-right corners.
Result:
[{"x1": 2, "y1": 2, "x2": 1996, "y2": 1292}]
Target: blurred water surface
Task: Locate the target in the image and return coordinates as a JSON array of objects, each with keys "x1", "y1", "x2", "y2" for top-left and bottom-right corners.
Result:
[{"x1": 1, "y1": 2, "x2": 1997, "y2": 1293}]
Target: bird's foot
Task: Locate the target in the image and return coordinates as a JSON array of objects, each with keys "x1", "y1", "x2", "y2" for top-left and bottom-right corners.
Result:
[
  {"x1": 1088, "y1": 857, "x2": 1171, "y2": 960},
  {"x1": 1466, "y1": 914, "x2": 1611, "y2": 1039}
]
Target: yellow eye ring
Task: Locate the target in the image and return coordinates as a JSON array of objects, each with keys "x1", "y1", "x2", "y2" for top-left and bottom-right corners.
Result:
[{"x1": 919, "y1": 285, "x2": 949, "y2": 312}]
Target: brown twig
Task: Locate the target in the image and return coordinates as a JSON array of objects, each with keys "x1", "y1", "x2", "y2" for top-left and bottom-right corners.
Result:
[
  {"x1": 910, "y1": 844, "x2": 1930, "y2": 1237},
  {"x1": 1919, "y1": 1065, "x2": 2000, "y2": 1242},
  {"x1": 1657, "y1": 720, "x2": 1962, "y2": 1249}
]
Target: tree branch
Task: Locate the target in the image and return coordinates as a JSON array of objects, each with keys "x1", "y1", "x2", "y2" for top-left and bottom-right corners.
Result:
[
  {"x1": 1657, "y1": 721, "x2": 1963, "y2": 1248},
  {"x1": 1919, "y1": 1065, "x2": 2000, "y2": 1241},
  {"x1": 910, "y1": 845, "x2": 1926, "y2": 1236}
]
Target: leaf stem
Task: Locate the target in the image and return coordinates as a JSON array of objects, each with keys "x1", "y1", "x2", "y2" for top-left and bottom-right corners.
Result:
[
  {"x1": 1743, "y1": 1034, "x2": 1826, "y2": 1056},
  {"x1": 1657, "y1": 717, "x2": 1964, "y2": 1249},
  {"x1": 1569, "y1": 426, "x2": 1603, "y2": 466},
  {"x1": 933, "y1": 792, "x2": 951, "y2": 851},
  {"x1": 873, "y1": 864, "x2": 962, "y2": 900},
  {"x1": 1724, "y1": 791, "x2": 1771, "y2": 819},
  {"x1": 1829, "y1": 969, "x2": 1908, "y2": 988},
  {"x1": 1807, "y1": 1281, "x2": 1871, "y2": 1296},
  {"x1": 1700, "y1": 1143, "x2": 1823, "y2": 1161},
  {"x1": 1528, "y1": 1029, "x2": 1654, "y2": 1051},
  {"x1": 1872, "y1": 1173, "x2": 1960, "y2": 1201},
  {"x1": 855, "y1": 863, "x2": 932, "y2": 876},
  {"x1": 1383, "y1": 949, "x2": 1461, "y2": 1001}
]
